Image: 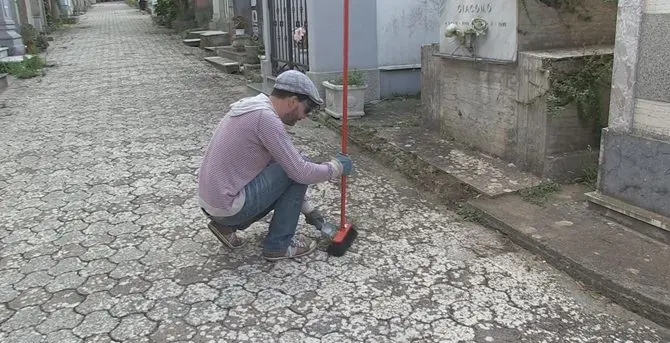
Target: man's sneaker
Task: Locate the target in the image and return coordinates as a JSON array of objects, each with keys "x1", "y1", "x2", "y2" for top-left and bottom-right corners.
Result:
[
  {"x1": 304, "y1": 210, "x2": 337, "y2": 239},
  {"x1": 262, "y1": 235, "x2": 317, "y2": 261},
  {"x1": 207, "y1": 221, "x2": 245, "y2": 249}
]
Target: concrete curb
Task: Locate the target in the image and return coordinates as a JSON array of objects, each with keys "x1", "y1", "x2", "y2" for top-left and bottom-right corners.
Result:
[{"x1": 465, "y1": 201, "x2": 670, "y2": 328}]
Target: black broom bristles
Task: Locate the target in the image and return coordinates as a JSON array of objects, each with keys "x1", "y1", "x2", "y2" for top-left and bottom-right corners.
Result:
[{"x1": 326, "y1": 223, "x2": 358, "y2": 257}]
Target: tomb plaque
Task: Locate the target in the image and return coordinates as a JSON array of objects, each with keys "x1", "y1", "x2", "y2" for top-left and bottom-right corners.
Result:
[{"x1": 439, "y1": 0, "x2": 518, "y2": 62}]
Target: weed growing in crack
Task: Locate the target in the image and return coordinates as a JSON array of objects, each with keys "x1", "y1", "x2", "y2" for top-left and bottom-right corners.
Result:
[
  {"x1": 579, "y1": 167, "x2": 599, "y2": 191},
  {"x1": 456, "y1": 204, "x2": 484, "y2": 223},
  {"x1": 0, "y1": 56, "x2": 45, "y2": 79},
  {"x1": 519, "y1": 181, "x2": 562, "y2": 205}
]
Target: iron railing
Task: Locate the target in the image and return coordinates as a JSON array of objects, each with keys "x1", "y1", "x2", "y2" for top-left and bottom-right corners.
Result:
[{"x1": 268, "y1": 0, "x2": 309, "y2": 76}]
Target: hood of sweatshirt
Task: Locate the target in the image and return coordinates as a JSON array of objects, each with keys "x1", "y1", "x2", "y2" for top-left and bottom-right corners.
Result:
[{"x1": 227, "y1": 93, "x2": 276, "y2": 117}]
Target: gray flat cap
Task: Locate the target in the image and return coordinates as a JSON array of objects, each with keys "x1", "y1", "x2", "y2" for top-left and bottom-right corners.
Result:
[{"x1": 273, "y1": 70, "x2": 324, "y2": 106}]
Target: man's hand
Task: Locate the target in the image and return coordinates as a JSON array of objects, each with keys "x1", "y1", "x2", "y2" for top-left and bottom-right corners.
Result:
[
  {"x1": 335, "y1": 153, "x2": 353, "y2": 176},
  {"x1": 325, "y1": 152, "x2": 354, "y2": 179}
]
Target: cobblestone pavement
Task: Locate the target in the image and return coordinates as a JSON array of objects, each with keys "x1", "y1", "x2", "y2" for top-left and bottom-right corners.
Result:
[{"x1": 0, "y1": 3, "x2": 668, "y2": 343}]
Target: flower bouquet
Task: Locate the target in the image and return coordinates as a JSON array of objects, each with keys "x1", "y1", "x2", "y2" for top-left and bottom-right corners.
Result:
[{"x1": 445, "y1": 17, "x2": 488, "y2": 51}]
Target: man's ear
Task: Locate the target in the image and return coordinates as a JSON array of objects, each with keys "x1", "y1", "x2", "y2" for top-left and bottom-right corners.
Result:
[{"x1": 289, "y1": 96, "x2": 300, "y2": 109}]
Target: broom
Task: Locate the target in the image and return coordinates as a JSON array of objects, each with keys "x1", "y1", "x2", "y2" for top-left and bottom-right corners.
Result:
[{"x1": 326, "y1": 0, "x2": 358, "y2": 257}]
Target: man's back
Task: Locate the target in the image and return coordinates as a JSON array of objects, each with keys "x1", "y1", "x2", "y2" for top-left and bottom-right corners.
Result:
[
  {"x1": 198, "y1": 103, "x2": 276, "y2": 217},
  {"x1": 197, "y1": 94, "x2": 330, "y2": 217}
]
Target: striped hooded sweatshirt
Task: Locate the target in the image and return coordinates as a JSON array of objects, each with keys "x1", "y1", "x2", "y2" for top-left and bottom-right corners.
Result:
[{"x1": 197, "y1": 94, "x2": 333, "y2": 217}]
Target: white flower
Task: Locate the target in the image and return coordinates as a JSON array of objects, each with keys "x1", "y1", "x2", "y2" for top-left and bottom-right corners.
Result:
[
  {"x1": 445, "y1": 23, "x2": 458, "y2": 35},
  {"x1": 471, "y1": 17, "x2": 488, "y2": 36},
  {"x1": 445, "y1": 23, "x2": 460, "y2": 38},
  {"x1": 293, "y1": 27, "x2": 306, "y2": 43}
]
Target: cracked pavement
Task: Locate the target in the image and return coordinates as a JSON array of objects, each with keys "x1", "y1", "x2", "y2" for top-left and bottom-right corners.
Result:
[{"x1": 0, "y1": 3, "x2": 669, "y2": 343}]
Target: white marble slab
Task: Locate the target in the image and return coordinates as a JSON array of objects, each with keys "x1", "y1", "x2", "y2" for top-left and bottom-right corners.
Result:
[
  {"x1": 439, "y1": 0, "x2": 518, "y2": 61},
  {"x1": 0, "y1": 55, "x2": 34, "y2": 63},
  {"x1": 608, "y1": 0, "x2": 643, "y2": 133},
  {"x1": 644, "y1": 0, "x2": 670, "y2": 14},
  {"x1": 634, "y1": 98, "x2": 670, "y2": 138}
]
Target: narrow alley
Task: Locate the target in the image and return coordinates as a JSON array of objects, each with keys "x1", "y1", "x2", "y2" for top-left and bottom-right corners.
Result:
[{"x1": 0, "y1": 3, "x2": 668, "y2": 342}]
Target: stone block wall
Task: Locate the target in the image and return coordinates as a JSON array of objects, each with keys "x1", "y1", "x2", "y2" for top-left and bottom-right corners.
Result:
[
  {"x1": 518, "y1": 0, "x2": 618, "y2": 51},
  {"x1": 421, "y1": 46, "x2": 518, "y2": 161},
  {"x1": 516, "y1": 48, "x2": 612, "y2": 179}
]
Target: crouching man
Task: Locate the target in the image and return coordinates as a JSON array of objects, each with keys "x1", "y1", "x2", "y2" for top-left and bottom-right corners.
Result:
[{"x1": 197, "y1": 70, "x2": 353, "y2": 261}]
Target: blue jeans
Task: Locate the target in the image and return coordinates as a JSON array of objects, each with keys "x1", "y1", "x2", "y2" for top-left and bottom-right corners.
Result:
[{"x1": 205, "y1": 163, "x2": 308, "y2": 252}]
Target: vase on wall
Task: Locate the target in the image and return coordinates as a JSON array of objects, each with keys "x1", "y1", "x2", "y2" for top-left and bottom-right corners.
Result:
[{"x1": 322, "y1": 81, "x2": 367, "y2": 119}]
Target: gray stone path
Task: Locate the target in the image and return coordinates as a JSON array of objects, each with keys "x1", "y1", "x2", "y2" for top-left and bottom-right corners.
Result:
[{"x1": 0, "y1": 3, "x2": 668, "y2": 342}]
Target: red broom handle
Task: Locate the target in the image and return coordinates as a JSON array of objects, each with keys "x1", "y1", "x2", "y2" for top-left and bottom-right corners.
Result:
[{"x1": 340, "y1": 0, "x2": 349, "y2": 229}]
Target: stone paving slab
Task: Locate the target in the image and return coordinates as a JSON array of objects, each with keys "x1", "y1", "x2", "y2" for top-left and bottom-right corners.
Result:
[
  {"x1": 204, "y1": 56, "x2": 240, "y2": 74},
  {"x1": 0, "y1": 3, "x2": 669, "y2": 343},
  {"x1": 374, "y1": 127, "x2": 542, "y2": 197}
]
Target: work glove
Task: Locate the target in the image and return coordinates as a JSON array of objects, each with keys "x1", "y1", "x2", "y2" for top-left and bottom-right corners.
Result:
[
  {"x1": 325, "y1": 152, "x2": 354, "y2": 179},
  {"x1": 335, "y1": 153, "x2": 353, "y2": 175}
]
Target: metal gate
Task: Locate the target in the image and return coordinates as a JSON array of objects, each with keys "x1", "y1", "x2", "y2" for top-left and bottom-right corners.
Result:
[{"x1": 268, "y1": 0, "x2": 309, "y2": 76}]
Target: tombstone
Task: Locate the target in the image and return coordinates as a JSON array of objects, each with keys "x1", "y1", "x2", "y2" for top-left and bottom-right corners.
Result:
[
  {"x1": 423, "y1": 0, "x2": 618, "y2": 180},
  {"x1": 210, "y1": 0, "x2": 232, "y2": 31},
  {"x1": 0, "y1": 0, "x2": 26, "y2": 56},
  {"x1": 16, "y1": 0, "x2": 47, "y2": 33},
  {"x1": 439, "y1": 1, "x2": 517, "y2": 62},
  {"x1": 60, "y1": 0, "x2": 73, "y2": 17},
  {"x1": 30, "y1": 0, "x2": 47, "y2": 32},
  {"x1": 250, "y1": 0, "x2": 261, "y2": 40},
  {"x1": 194, "y1": 0, "x2": 212, "y2": 28},
  {"x1": 232, "y1": 0, "x2": 263, "y2": 41}
]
